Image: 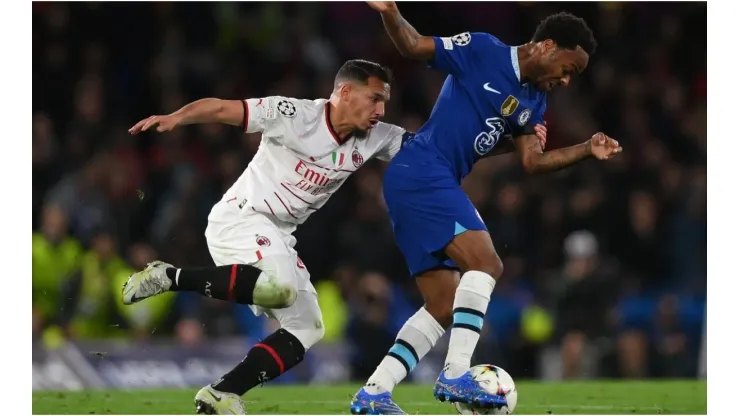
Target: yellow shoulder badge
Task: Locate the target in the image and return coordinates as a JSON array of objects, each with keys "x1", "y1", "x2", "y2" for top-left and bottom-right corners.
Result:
[{"x1": 501, "y1": 95, "x2": 519, "y2": 117}]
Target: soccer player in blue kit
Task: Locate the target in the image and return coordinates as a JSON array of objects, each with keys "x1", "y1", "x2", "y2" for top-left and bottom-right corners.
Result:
[{"x1": 351, "y1": 2, "x2": 622, "y2": 415}]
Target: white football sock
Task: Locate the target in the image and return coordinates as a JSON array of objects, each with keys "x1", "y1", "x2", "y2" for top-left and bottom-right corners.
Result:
[
  {"x1": 365, "y1": 307, "x2": 445, "y2": 394},
  {"x1": 443, "y1": 270, "x2": 496, "y2": 379}
]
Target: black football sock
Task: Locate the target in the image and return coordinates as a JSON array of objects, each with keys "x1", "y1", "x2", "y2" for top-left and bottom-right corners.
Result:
[
  {"x1": 165, "y1": 264, "x2": 260, "y2": 304},
  {"x1": 212, "y1": 328, "x2": 306, "y2": 396}
]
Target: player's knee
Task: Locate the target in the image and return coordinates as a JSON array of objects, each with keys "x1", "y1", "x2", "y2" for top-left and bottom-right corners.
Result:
[
  {"x1": 447, "y1": 231, "x2": 504, "y2": 279},
  {"x1": 482, "y1": 256, "x2": 504, "y2": 280},
  {"x1": 465, "y1": 253, "x2": 504, "y2": 280},
  {"x1": 253, "y1": 273, "x2": 298, "y2": 309},
  {"x1": 283, "y1": 319, "x2": 325, "y2": 350}
]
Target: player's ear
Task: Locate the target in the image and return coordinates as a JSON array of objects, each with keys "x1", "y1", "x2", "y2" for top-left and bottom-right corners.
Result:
[
  {"x1": 339, "y1": 83, "x2": 352, "y2": 102},
  {"x1": 540, "y1": 39, "x2": 557, "y2": 55}
]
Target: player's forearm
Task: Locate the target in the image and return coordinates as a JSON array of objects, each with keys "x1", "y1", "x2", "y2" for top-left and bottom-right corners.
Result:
[
  {"x1": 523, "y1": 142, "x2": 592, "y2": 174},
  {"x1": 172, "y1": 98, "x2": 244, "y2": 127},
  {"x1": 379, "y1": 8, "x2": 431, "y2": 60}
]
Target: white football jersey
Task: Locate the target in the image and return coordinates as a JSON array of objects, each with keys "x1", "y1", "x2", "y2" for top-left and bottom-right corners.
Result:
[{"x1": 214, "y1": 96, "x2": 406, "y2": 226}]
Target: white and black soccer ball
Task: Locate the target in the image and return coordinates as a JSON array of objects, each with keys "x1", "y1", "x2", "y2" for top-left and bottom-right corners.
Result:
[
  {"x1": 277, "y1": 100, "x2": 297, "y2": 118},
  {"x1": 453, "y1": 365, "x2": 518, "y2": 415}
]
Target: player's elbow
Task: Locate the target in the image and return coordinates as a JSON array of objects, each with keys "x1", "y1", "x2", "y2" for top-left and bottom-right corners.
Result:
[
  {"x1": 520, "y1": 157, "x2": 541, "y2": 174},
  {"x1": 398, "y1": 37, "x2": 435, "y2": 61},
  {"x1": 213, "y1": 99, "x2": 245, "y2": 127}
]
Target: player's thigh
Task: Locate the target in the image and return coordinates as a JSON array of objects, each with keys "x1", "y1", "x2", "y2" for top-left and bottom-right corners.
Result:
[
  {"x1": 444, "y1": 229, "x2": 503, "y2": 278},
  {"x1": 206, "y1": 215, "x2": 292, "y2": 264},
  {"x1": 206, "y1": 216, "x2": 309, "y2": 283},
  {"x1": 206, "y1": 217, "x2": 313, "y2": 317},
  {"x1": 385, "y1": 179, "x2": 489, "y2": 276},
  {"x1": 266, "y1": 290, "x2": 324, "y2": 349},
  {"x1": 415, "y1": 267, "x2": 460, "y2": 327}
]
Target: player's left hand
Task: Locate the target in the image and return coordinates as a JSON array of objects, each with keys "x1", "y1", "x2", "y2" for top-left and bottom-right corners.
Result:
[
  {"x1": 128, "y1": 114, "x2": 182, "y2": 134},
  {"x1": 588, "y1": 132, "x2": 622, "y2": 160},
  {"x1": 534, "y1": 122, "x2": 547, "y2": 150}
]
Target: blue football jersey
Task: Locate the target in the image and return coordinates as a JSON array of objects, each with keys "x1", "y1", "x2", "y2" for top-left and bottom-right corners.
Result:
[{"x1": 400, "y1": 32, "x2": 548, "y2": 180}]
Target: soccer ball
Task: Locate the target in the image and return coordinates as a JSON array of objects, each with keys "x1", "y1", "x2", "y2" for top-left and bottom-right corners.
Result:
[{"x1": 453, "y1": 365, "x2": 518, "y2": 415}]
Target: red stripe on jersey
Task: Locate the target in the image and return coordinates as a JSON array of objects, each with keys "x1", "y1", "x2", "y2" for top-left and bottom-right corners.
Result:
[
  {"x1": 274, "y1": 193, "x2": 299, "y2": 219},
  {"x1": 280, "y1": 182, "x2": 311, "y2": 204},
  {"x1": 264, "y1": 199, "x2": 276, "y2": 216},
  {"x1": 243, "y1": 99, "x2": 250, "y2": 133},
  {"x1": 299, "y1": 157, "x2": 353, "y2": 173}
]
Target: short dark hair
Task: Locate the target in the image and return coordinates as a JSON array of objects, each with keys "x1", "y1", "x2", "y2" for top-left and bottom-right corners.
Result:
[
  {"x1": 532, "y1": 12, "x2": 597, "y2": 55},
  {"x1": 334, "y1": 59, "x2": 393, "y2": 86}
]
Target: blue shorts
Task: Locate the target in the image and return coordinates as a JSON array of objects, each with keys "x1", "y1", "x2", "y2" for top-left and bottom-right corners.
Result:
[{"x1": 383, "y1": 158, "x2": 488, "y2": 277}]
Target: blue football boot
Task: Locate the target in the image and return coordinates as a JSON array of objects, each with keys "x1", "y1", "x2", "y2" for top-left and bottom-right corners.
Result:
[
  {"x1": 350, "y1": 387, "x2": 406, "y2": 415},
  {"x1": 433, "y1": 370, "x2": 508, "y2": 409}
]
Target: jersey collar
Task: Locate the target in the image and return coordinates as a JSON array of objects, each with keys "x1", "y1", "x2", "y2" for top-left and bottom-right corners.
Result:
[
  {"x1": 324, "y1": 102, "x2": 350, "y2": 145},
  {"x1": 510, "y1": 47, "x2": 521, "y2": 83}
]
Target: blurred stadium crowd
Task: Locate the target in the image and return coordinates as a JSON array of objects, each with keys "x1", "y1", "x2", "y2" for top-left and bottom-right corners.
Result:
[{"x1": 33, "y1": 2, "x2": 706, "y2": 380}]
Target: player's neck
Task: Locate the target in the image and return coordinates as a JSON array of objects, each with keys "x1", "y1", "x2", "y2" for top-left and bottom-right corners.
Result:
[
  {"x1": 516, "y1": 43, "x2": 539, "y2": 85},
  {"x1": 327, "y1": 97, "x2": 354, "y2": 141}
]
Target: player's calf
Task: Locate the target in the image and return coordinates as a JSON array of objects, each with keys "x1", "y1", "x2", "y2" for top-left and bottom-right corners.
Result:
[
  {"x1": 442, "y1": 230, "x2": 503, "y2": 379},
  {"x1": 124, "y1": 262, "x2": 298, "y2": 308},
  {"x1": 211, "y1": 292, "x2": 324, "y2": 398},
  {"x1": 417, "y1": 269, "x2": 459, "y2": 327}
]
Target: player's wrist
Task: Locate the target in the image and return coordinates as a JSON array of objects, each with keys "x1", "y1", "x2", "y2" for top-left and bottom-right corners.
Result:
[
  {"x1": 584, "y1": 140, "x2": 594, "y2": 158},
  {"x1": 169, "y1": 112, "x2": 186, "y2": 127}
]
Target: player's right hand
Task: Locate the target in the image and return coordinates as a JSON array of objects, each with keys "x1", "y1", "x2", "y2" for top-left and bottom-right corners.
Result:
[
  {"x1": 534, "y1": 122, "x2": 547, "y2": 150},
  {"x1": 588, "y1": 132, "x2": 622, "y2": 160},
  {"x1": 366, "y1": 1, "x2": 397, "y2": 13},
  {"x1": 128, "y1": 114, "x2": 181, "y2": 135}
]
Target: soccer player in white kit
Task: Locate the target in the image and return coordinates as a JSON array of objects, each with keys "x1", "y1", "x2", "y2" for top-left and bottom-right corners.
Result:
[{"x1": 123, "y1": 60, "x2": 407, "y2": 414}]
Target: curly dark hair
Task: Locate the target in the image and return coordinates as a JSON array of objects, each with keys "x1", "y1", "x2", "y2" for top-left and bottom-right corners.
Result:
[
  {"x1": 335, "y1": 59, "x2": 394, "y2": 86},
  {"x1": 532, "y1": 12, "x2": 597, "y2": 55}
]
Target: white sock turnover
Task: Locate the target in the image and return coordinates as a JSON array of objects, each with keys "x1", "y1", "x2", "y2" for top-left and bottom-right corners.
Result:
[{"x1": 365, "y1": 307, "x2": 445, "y2": 394}]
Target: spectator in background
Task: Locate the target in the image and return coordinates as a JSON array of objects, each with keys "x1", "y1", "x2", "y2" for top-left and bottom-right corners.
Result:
[
  {"x1": 57, "y1": 230, "x2": 128, "y2": 339},
  {"x1": 651, "y1": 295, "x2": 695, "y2": 378},
  {"x1": 346, "y1": 272, "x2": 397, "y2": 380},
  {"x1": 551, "y1": 231, "x2": 619, "y2": 379},
  {"x1": 32, "y1": 204, "x2": 83, "y2": 339}
]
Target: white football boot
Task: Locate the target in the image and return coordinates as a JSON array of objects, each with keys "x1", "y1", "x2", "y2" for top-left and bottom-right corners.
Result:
[
  {"x1": 194, "y1": 385, "x2": 248, "y2": 415},
  {"x1": 121, "y1": 260, "x2": 174, "y2": 305}
]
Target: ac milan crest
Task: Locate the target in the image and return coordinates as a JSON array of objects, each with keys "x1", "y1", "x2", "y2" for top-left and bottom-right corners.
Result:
[
  {"x1": 256, "y1": 235, "x2": 271, "y2": 247},
  {"x1": 351, "y1": 149, "x2": 364, "y2": 168}
]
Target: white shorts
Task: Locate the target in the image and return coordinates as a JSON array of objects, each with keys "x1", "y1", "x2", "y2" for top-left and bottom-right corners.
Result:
[{"x1": 205, "y1": 200, "x2": 318, "y2": 319}]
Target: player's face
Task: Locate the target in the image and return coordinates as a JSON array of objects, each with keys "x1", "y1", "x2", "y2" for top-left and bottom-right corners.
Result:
[
  {"x1": 534, "y1": 42, "x2": 589, "y2": 92},
  {"x1": 344, "y1": 76, "x2": 391, "y2": 132}
]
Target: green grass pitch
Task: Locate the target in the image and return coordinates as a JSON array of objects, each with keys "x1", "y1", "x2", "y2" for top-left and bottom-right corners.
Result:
[{"x1": 32, "y1": 381, "x2": 706, "y2": 414}]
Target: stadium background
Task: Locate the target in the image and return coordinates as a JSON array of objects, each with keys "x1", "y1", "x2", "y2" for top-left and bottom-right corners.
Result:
[{"x1": 32, "y1": 1, "x2": 706, "y2": 390}]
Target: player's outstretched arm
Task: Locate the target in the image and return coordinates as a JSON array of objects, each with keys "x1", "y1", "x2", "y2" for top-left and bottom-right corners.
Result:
[
  {"x1": 513, "y1": 132, "x2": 621, "y2": 174},
  {"x1": 129, "y1": 98, "x2": 245, "y2": 134},
  {"x1": 367, "y1": 1, "x2": 435, "y2": 60}
]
